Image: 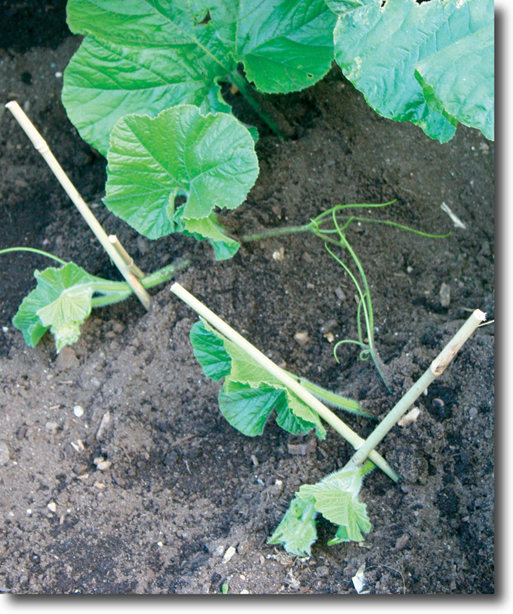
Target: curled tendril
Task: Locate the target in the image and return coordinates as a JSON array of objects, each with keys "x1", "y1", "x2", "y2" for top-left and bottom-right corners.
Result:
[
  {"x1": 359, "y1": 349, "x2": 371, "y2": 361},
  {"x1": 334, "y1": 339, "x2": 370, "y2": 364}
]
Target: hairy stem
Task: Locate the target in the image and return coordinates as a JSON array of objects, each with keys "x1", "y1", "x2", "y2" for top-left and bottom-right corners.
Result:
[
  {"x1": 241, "y1": 223, "x2": 312, "y2": 243},
  {"x1": 283, "y1": 371, "x2": 372, "y2": 418}
]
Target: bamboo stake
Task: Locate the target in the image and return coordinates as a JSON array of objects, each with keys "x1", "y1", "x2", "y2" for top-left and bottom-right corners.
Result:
[
  {"x1": 343, "y1": 309, "x2": 487, "y2": 473},
  {"x1": 170, "y1": 282, "x2": 399, "y2": 482},
  {"x1": 5, "y1": 101, "x2": 150, "y2": 310},
  {"x1": 109, "y1": 235, "x2": 146, "y2": 279}
]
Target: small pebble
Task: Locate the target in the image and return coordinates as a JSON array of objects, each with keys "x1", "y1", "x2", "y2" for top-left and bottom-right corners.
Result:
[
  {"x1": 334, "y1": 287, "x2": 346, "y2": 301},
  {"x1": 223, "y1": 546, "x2": 236, "y2": 563},
  {"x1": 439, "y1": 282, "x2": 451, "y2": 307},
  {"x1": 469, "y1": 407, "x2": 478, "y2": 418},
  {"x1": 47, "y1": 501, "x2": 57, "y2": 513},
  {"x1": 272, "y1": 247, "x2": 285, "y2": 261},
  {"x1": 294, "y1": 331, "x2": 309, "y2": 346},
  {"x1": 16, "y1": 425, "x2": 28, "y2": 440},
  {"x1": 56, "y1": 346, "x2": 79, "y2": 370},
  {"x1": 73, "y1": 405, "x2": 84, "y2": 418},
  {"x1": 398, "y1": 407, "x2": 420, "y2": 426},
  {"x1": 0, "y1": 441, "x2": 10, "y2": 465},
  {"x1": 393, "y1": 534, "x2": 410, "y2": 551},
  {"x1": 93, "y1": 457, "x2": 111, "y2": 471},
  {"x1": 45, "y1": 421, "x2": 59, "y2": 434}
]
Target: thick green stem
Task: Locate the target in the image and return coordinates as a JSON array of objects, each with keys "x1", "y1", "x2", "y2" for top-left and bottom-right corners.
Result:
[
  {"x1": 140, "y1": 259, "x2": 190, "y2": 289},
  {"x1": 343, "y1": 310, "x2": 487, "y2": 473},
  {"x1": 241, "y1": 224, "x2": 311, "y2": 243},
  {"x1": 90, "y1": 259, "x2": 190, "y2": 307},
  {"x1": 283, "y1": 371, "x2": 371, "y2": 418},
  {"x1": 171, "y1": 282, "x2": 398, "y2": 482},
  {"x1": 230, "y1": 71, "x2": 288, "y2": 139}
]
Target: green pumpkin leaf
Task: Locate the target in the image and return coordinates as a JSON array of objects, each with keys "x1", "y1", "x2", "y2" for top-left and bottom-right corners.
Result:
[
  {"x1": 297, "y1": 464, "x2": 373, "y2": 543},
  {"x1": 189, "y1": 319, "x2": 326, "y2": 437},
  {"x1": 218, "y1": 380, "x2": 286, "y2": 436},
  {"x1": 328, "y1": 0, "x2": 494, "y2": 142},
  {"x1": 267, "y1": 497, "x2": 318, "y2": 557},
  {"x1": 103, "y1": 105, "x2": 258, "y2": 240},
  {"x1": 13, "y1": 263, "x2": 97, "y2": 352},
  {"x1": 190, "y1": 319, "x2": 232, "y2": 380},
  {"x1": 63, "y1": 0, "x2": 336, "y2": 154},
  {"x1": 414, "y1": 20, "x2": 494, "y2": 140}
]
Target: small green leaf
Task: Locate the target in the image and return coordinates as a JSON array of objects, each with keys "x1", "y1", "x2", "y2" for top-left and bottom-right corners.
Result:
[
  {"x1": 13, "y1": 263, "x2": 97, "y2": 352},
  {"x1": 190, "y1": 319, "x2": 326, "y2": 437},
  {"x1": 268, "y1": 497, "x2": 318, "y2": 557},
  {"x1": 63, "y1": 0, "x2": 336, "y2": 154},
  {"x1": 218, "y1": 380, "x2": 286, "y2": 436},
  {"x1": 299, "y1": 480, "x2": 371, "y2": 542},
  {"x1": 190, "y1": 319, "x2": 232, "y2": 381},
  {"x1": 104, "y1": 105, "x2": 258, "y2": 240},
  {"x1": 328, "y1": 0, "x2": 494, "y2": 142},
  {"x1": 297, "y1": 465, "x2": 373, "y2": 543},
  {"x1": 181, "y1": 213, "x2": 240, "y2": 261}
]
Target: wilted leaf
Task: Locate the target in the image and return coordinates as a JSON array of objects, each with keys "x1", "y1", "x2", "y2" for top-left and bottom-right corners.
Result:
[
  {"x1": 13, "y1": 263, "x2": 97, "y2": 351},
  {"x1": 268, "y1": 497, "x2": 318, "y2": 556}
]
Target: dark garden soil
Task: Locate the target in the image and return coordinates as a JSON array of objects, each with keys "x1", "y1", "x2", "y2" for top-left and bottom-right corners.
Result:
[{"x1": 0, "y1": 2, "x2": 494, "y2": 595}]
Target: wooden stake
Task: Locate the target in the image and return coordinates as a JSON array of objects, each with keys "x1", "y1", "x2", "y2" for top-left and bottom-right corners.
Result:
[{"x1": 5, "y1": 101, "x2": 150, "y2": 310}]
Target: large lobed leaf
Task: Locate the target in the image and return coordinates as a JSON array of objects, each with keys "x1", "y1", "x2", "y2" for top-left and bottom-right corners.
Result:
[
  {"x1": 190, "y1": 319, "x2": 326, "y2": 438},
  {"x1": 414, "y1": 20, "x2": 494, "y2": 140},
  {"x1": 63, "y1": 0, "x2": 336, "y2": 155},
  {"x1": 103, "y1": 105, "x2": 258, "y2": 256},
  {"x1": 327, "y1": 0, "x2": 494, "y2": 142}
]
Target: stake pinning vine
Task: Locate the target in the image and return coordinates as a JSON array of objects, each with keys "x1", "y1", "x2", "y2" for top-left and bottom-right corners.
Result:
[
  {"x1": 170, "y1": 281, "x2": 399, "y2": 482},
  {"x1": 5, "y1": 101, "x2": 150, "y2": 310},
  {"x1": 343, "y1": 309, "x2": 487, "y2": 474}
]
